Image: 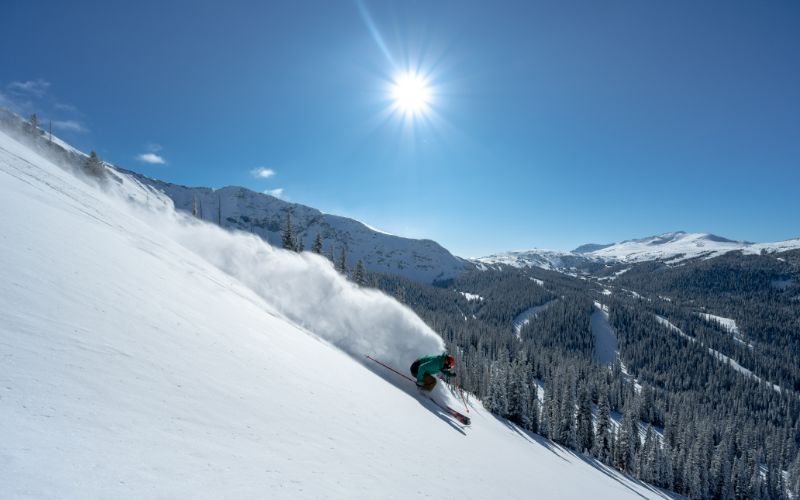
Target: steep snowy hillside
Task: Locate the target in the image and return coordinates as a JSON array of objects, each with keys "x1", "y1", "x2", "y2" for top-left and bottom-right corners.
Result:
[
  {"x1": 0, "y1": 129, "x2": 671, "y2": 498},
  {"x1": 125, "y1": 171, "x2": 467, "y2": 283},
  {"x1": 478, "y1": 231, "x2": 800, "y2": 272}
]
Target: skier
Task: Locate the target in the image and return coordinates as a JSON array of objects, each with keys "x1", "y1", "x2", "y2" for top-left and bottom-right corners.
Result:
[{"x1": 410, "y1": 353, "x2": 456, "y2": 391}]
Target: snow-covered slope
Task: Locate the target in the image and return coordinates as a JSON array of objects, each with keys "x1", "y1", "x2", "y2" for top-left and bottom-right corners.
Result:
[
  {"x1": 125, "y1": 171, "x2": 467, "y2": 284},
  {"x1": 478, "y1": 231, "x2": 800, "y2": 272},
  {"x1": 585, "y1": 231, "x2": 800, "y2": 263},
  {"x1": 0, "y1": 129, "x2": 671, "y2": 498},
  {"x1": 475, "y1": 249, "x2": 602, "y2": 272}
]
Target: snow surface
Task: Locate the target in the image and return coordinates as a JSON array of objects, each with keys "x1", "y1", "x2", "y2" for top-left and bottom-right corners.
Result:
[
  {"x1": 512, "y1": 299, "x2": 558, "y2": 338},
  {"x1": 459, "y1": 291, "x2": 484, "y2": 302},
  {"x1": 0, "y1": 128, "x2": 673, "y2": 498},
  {"x1": 591, "y1": 302, "x2": 618, "y2": 366}
]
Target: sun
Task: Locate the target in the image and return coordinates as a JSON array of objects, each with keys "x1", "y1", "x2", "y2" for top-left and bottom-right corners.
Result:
[{"x1": 390, "y1": 71, "x2": 431, "y2": 116}]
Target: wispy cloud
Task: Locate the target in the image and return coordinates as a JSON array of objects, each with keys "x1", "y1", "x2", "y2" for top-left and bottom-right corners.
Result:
[
  {"x1": 137, "y1": 153, "x2": 167, "y2": 165},
  {"x1": 54, "y1": 102, "x2": 77, "y2": 112},
  {"x1": 250, "y1": 167, "x2": 276, "y2": 179},
  {"x1": 264, "y1": 188, "x2": 284, "y2": 198},
  {"x1": 52, "y1": 120, "x2": 88, "y2": 133},
  {"x1": 8, "y1": 79, "x2": 51, "y2": 97},
  {"x1": 144, "y1": 142, "x2": 163, "y2": 153},
  {"x1": 2, "y1": 80, "x2": 86, "y2": 134}
]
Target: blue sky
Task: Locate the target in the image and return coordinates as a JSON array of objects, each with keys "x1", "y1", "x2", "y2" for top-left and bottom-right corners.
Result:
[{"x1": 1, "y1": 0, "x2": 798, "y2": 257}]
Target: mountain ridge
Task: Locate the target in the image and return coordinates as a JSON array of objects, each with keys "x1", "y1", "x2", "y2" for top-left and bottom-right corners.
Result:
[
  {"x1": 479, "y1": 231, "x2": 800, "y2": 272},
  {"x1": 119, "y1": 169, "x2": 469, "y2": 284}
]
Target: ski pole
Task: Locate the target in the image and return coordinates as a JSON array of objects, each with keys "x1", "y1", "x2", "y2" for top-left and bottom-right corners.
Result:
[
  {"x1": 365, "y1": 355, "x2": 416, "y2": 384},
  {"x1": 441, "y1": 374, "x2": 469, "y2": 414},
  {"x1": 457, "y1": 383, "x2": 470, "y2": 413}
]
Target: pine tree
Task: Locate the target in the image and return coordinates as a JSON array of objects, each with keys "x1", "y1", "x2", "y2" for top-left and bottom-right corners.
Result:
[
  {"x1": 790, "y1": 453, "x2": 800, "y2": 499},
  {"x1": 312, "y1": 233, "x2": 323, "y2": 254},
  {"x1": 282, "y1": 212, "x2": 296, "y2": 251},
  {"x1": 29, "y1": 113, "x2": 39, "y2": 137},
  {"x1": 640, "y1": 425, "x2": 658, "y2": 483},
  {"x1": 593, "y1": 392, "x2": 612, "y2": 463},
  {"x1": 618, "y1": 405, "x2": 639, "y2": 472},
  {"x1": 527, "y1": 383, "x2": 539, "y2": 433},
  {"x1": 353, "y1": 259, "x2": 366, "y2": 286},
  {"x1": 661, "y1": 444, "x2": 675, "y2": 491},
  {"x1": 639, "y1": 384, "x2": 656, "y2": 425},
  {"x1": 488, "y1": 350, "x2": 511, "y2": 417},
  {"x1": 337, "y1": 247, "x2": 347, "y2": 274},
  {"x1": 558, "y1": 377, "x2": 575, "y2": 448},
  {"x1": 507, "y1": 358, "x2": 530, "y2": 427},
  {"x1": 540, "y1": 383, "x2": 555, "y2": 439},
  {"x1": 296, "y1": 237, "x2": 304, "y2": 252},
  {"x1": 733, "y1": 454, "x2": 749, "y2": 500},
  {"x1": 710, "y1": 436, "x2": 733, "y2": 499},
  {"x1": 394, "y1": 284, "x2": 406, "y2": 303},
  {"x1": 748, "y1": 454, "x2": 764, "y2": 500},
  {"x1": 576, "y1": 384, "x2": 593, "y2": 453},
  {"x1": 191, "y1": 193, "x2": 202, "y2": 218},
  {"x1": 85, "y1": 150, "x2": 105, "y2": 177}
]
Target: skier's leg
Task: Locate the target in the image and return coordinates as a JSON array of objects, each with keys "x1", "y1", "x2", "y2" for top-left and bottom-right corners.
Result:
[{"x1": 421, "y1": 373, "x2": 437, "y2": 391}]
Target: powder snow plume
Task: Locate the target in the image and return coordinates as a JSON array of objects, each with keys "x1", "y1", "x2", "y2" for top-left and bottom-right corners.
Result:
[{"x1": 109, "y1": 173, "x2": 445, "y2": 374}]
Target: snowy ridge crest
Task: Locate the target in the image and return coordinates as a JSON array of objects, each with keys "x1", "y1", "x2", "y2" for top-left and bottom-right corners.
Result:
[
  {"x1": 478, "y1": 231, "x2": 800, "y2": 271},
  {"x1": 124, "y1": 172, "x2": 467, "y2": 284}
]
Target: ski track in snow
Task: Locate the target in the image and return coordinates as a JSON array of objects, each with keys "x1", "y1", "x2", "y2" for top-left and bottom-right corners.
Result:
[
  {"x1": 655, "y1": 315, "x2": 788, "y2": 396},
  {"x1": 591, "y1": 302, "x2": 618, "y2": 366},
  {"x1": 0, "y1": 128, "x2": 674, "y2": 499},
  {"x1": 696, "y1": 312, "x2": 751, "y2": 347},
  {"x1": 512, "y1": 299, "x2": 558, "y2": 338}
]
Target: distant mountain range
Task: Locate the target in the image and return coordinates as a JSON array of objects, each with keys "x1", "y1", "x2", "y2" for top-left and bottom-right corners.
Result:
[{"x1": 477, "y1": 231, "x2": 800, "y2": 272}]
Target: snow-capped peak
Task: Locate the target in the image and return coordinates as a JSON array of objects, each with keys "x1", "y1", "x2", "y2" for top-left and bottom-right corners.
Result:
[
  {"x1": 586, "y1": 231, "x2": 792, "y2": 263},
  {"x1": 476, "y1": 231, "x2": 800, "y2": 271}
]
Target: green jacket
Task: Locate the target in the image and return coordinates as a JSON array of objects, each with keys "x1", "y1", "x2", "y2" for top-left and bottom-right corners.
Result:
[{"x1": 415, "y1": 354, "x2": 455, "y2": 385}]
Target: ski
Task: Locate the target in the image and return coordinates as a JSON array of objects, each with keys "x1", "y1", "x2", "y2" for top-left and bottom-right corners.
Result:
[{"x1": 423, "y1": 394, "x2": 471, "y2": 426}]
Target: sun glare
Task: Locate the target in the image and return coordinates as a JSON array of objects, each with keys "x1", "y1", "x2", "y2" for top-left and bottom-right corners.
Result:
[{"x1": 390, "y1": 71, "x2": 431, "y2": 116}]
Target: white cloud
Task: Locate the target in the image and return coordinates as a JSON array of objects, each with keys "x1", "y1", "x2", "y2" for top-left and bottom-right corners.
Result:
[
  {"x1": 250, "y1": 167, "x2": 276, "y2": 179},
  {"x1": 264, "y1": 188, "x2": 284, "y2": 198},
  {"x1": 8, "y1": 79, "x2": 51, "y2": 97},
  {"x1": 54, "y1": 102, "x2": 77, "y2": 112},
  {"x1": 52, "y1": 120, "x2": 88, "y2": 133},
  {"x1": 137, "y1": 153, "x2": 167, "y2": 165}
]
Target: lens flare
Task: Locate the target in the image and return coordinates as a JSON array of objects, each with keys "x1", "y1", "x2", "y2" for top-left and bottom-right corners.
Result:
[{"x1": 390, "y1": 72, "x2": 431, "y2": 116}]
